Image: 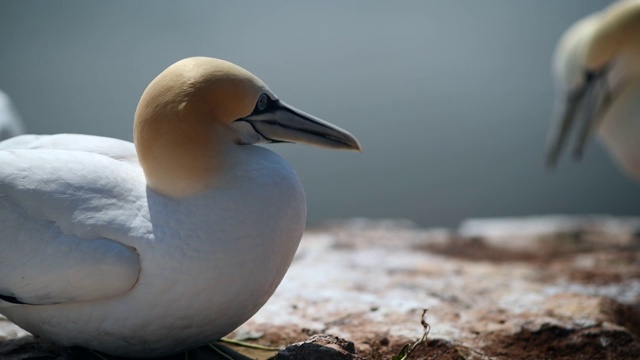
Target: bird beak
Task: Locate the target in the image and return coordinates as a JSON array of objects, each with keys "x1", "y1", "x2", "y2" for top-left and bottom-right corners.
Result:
[
  {"x1": 233, "y1": 100, "x2": 361, "y2": 151},
  {"x1": 545, "y1": 66, "x2": 614, "y2": 169}
]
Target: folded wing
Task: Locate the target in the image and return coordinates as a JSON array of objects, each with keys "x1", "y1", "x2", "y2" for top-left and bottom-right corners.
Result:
[{"x1": 0, "y1": 136, "x2": 147, "y2": 305}]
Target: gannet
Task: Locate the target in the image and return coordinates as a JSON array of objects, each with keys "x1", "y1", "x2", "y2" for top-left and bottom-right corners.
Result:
[
  {"x1": 0, "y1": 57, "x2": 361, "y2": 357},
  {"x1": 0, "y1": 89, "x2": 25, "y2": 139},
  {"x1": 545, "y1": 0, "x2": 640, "y2": 180}
]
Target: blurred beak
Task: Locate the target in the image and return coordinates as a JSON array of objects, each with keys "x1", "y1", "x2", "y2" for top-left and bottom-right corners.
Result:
[
  {"x1": 234, "y1": 100, "x2": 361, "y2": 151},
  {"x1": 545, "y1": 66, "x2": 613, "y2": 169}
]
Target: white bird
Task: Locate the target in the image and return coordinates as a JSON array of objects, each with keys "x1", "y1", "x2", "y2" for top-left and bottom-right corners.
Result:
[
  {"x1": 0, "y1": 57, "x2": 361, "y2": 357},
  {"x1": 0, "y1": 89, "x2": 25, "y2": 139},
  {"x1": 545, "y1": 0, "x2": 640, "y2": 180}
]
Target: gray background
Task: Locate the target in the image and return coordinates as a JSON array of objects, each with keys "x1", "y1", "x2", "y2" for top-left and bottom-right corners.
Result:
[{"x1": 0, "y1": 0, "x2": 637, "y2": 228}]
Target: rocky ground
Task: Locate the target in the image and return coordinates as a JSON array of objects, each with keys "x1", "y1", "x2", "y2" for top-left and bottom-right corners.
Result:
[{"x1": 2, "y1": 216, "x2": 640, "y2": 359}]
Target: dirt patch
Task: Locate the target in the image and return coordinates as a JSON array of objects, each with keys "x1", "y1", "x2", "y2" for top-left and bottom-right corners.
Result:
[{"x1": 482, "y1": 322, "x2": 640, "y2": 360}]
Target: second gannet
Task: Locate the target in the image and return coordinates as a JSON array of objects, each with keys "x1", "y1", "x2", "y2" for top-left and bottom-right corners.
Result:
[
  {"x1": 545, "y1": 0, "x2": 640, "y2": 180},
  {"x1": 0, "y1": 89, "x2": 25, "y2": 139},
  {"x1": 0, "y1": 57, "x2": 360, "y2": 357}
]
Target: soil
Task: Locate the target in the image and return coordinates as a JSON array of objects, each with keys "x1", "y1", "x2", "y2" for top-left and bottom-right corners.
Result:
[{"x1": 1, "y1": 216, "x2": 640, "y2": 359}]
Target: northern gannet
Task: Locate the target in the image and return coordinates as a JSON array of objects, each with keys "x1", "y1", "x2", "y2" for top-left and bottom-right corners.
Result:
[
  {"x1": 0, "y1": 89, "x2": 25, "y2": 139},
  {"x1": 0, "y1": 57, "x2": 361, "y2": 357},
  {"x1": 545, "y1": 0, "x2": 640, "y2": 180}
]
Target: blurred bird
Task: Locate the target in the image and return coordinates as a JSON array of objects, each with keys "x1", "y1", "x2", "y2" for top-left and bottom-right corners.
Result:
[
  {"x1": 0, "y1": 57, "x2": 360, "y2": 357},
  {"x1": 0, "y1": 89, "x2": 25, "y2": 139},
  {"x1": 545, "y1": 0, "x2": 640, "y2": 180}
]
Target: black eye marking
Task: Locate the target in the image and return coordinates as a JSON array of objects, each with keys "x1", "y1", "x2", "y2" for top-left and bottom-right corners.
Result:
[{"x1": 256, "y1": 93, "x2": 269, "y2": 111}]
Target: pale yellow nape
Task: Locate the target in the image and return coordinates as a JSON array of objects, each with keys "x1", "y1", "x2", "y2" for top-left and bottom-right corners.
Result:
[
  {"x1": 133, "y1": 57, "x2": 272, "y2": 198},
  {"x1": 585, "y1": 0, "x2": 640, "y2": 70}
]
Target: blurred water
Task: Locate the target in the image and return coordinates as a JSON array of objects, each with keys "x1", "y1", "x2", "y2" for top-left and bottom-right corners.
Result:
[{"x1": 0, "y1": 0, "x2": 636, "y2": 228}]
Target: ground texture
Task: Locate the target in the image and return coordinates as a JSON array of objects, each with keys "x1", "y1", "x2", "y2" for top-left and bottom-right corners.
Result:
[{"x1": 2, "y1": 216, "x2": 640, "y2": 359}]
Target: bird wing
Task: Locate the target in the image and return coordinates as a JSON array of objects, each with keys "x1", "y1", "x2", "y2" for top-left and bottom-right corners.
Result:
[
  {"x1": 0, "y1": 133, "x2": 139, "y2": 164},
  {"x1": 0, "y1": 139, "x2": 148, "y2": 305}
]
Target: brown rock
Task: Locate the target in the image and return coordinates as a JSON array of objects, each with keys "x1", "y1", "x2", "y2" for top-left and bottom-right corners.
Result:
[{"x1": 275, "y1": 334, "x2": 361, "y2": 360}]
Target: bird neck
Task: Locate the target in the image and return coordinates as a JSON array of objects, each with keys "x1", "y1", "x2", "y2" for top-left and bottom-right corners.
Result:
[
  {"x1": 586, "y1": 1, "x2": 640, "y2": 70},
  {"x1": 134, "y1": 113, "x2": 234, "y2": 198}
]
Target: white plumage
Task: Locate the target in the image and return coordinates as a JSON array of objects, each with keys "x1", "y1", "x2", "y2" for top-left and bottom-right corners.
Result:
[{"x1": 0, "y1": 89, "x2": 25, "y2": 139}]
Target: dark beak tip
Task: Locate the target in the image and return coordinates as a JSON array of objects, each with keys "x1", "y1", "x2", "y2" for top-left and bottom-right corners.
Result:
[{"x1": 337, "y1": 131, "x2": 362, "y2": 152}]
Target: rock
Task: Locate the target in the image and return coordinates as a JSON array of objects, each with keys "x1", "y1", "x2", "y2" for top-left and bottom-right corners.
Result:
[
  {"x1": 237, "y1": 216, "x2": 640, "y2": 359},
  {"x1": 275, "y1": 334, "x2": 361, "y2": 360}
]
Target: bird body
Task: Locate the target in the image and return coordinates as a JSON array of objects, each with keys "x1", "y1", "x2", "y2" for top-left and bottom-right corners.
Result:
[
  {"x1": 546, "y1": 0, "x2": 640, "y2": 180},
  {"x1": 0, "y1": 58, "x2": 360, "y2": 357}
]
